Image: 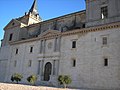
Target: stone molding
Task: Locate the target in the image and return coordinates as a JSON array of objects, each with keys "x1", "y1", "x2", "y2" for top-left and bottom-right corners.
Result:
[
  {"x1": 10, "y1": 22, "x2": 120, "y2": 45},
  {"x1": 37, "y1": 55, "x2": 60, "y2": 58}
]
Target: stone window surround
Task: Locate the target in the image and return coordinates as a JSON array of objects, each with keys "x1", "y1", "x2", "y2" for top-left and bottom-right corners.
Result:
[
  {"x1": 103, "y1": 57, "x2": 109, "y2": 66},
  {"x1": 9, "y1": 33, "x2": 13, "y2": 41},
  {"x1": 15, "y1": 48, "x2": 19, "y2": 55},
  {"x1": 101, "y1": 34, "x2": 109, "y2": 47},
  {"x1": 102, "y1": 36, "x2": 107, "y2": 45},
  {"x1": 71, "y1": 39, "x2": 77, "y2": 49},
  {"x1": 101, "y1": 6, "x2": 108, "y2": 19},
  {"x1": 71, "y1": 58, "x2": 76, "y2": 67},
  {"x1": 30, "y1": 46, "x2": 33, "y2": 53}
]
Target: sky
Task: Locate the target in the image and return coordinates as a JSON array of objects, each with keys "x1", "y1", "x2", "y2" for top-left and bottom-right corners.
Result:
[{"x1": 0, "y1": 0, "x2": 85, "y2": 43}]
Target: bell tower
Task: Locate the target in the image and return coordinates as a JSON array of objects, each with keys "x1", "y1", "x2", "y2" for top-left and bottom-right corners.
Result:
[
  {"x1": 27, "y1": 0, "x2": 42, "y2": 25},
  {"x1": 2, "y1": 0, "x2": 42, "y2": 46},
  {"x1": 17, "y1": 0, "x2": 42, "y2": 25},
  {"x1": 29, "y1": 0, "x2": 39, "y2": 16}
]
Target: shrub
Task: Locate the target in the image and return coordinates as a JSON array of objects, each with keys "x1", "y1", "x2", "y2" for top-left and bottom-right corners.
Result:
[
  {"x1": 27, "y1": 75, "x2": 37, "y2": 85},
  {"x1": 58, "y1": 75, "x2": 72, "y2": 88},
  {"x1": 11, "y1": 73, "x2": 23, "y2": 84}
]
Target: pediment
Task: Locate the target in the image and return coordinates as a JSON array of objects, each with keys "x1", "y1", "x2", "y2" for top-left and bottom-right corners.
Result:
[
  {"x1": 39, "y1": 29, "x2": 61, "y2": 38},
  {"x1": 4, "y1": 19, "x2": 21, "y2": 30}
]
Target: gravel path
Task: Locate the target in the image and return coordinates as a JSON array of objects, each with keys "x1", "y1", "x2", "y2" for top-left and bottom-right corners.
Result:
[{"x1": 0, "y1": 83, "x2": 80, "y2": 90}]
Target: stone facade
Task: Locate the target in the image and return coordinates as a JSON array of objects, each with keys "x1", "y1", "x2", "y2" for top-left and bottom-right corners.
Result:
[
  {"x1": 86, "y1": 0, "x2": 120, "y2": 27},
  {"x1": 0, "y1": 0, "x2": 120, "y2": 89}
]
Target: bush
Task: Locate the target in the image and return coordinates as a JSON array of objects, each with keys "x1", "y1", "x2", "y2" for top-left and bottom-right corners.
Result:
[
  {"x1": 11, "y1": 73, "x2": 23, "y2": 84},
  {"x1": 27, "y1": 75, "x2": 37, "y2": 85},
  {"x1": 58, "y1": 75, "x2": 72, "y2": 88}
]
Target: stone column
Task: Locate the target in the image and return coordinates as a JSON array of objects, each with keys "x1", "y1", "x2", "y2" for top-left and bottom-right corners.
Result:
[
  {"x1": 57, "y1": 37, "x2": 61, "y2": 52},
  {"x1": 54, "y1": 38, "x2": 57, "y2": 52},
  {"x1": 52, "y1": 60, "x2": 56, "y2": 75},
  {"x1": 37, "y1": 60, "x2": 41, "y2": 75},
  {"x1": 56, "y1": 60, "x2": 59, "y2": 75},
  {"x1": 43, "y1": 40, "x2": 46, "y2": 53},
  {"x1": 40, "y1": 40, "x2": 43, "y2": 53},
  {"x1": 41, "y1": 60, "x2": 44, "y2": 80}
]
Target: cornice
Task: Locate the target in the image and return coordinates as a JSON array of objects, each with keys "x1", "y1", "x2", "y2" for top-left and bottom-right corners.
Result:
[
  {"x1": 5, "y1": 25, "x2": 20, "y2": 30},
  {"x1": 10, "y1": 22, "x2": 120, "y2": 45},
  {"x1": 62, "y1": 22, "x2": 120, "y2": 36}
]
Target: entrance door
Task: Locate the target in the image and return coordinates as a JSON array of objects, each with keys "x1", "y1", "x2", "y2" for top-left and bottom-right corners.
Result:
[{"x1": 44, "y1": 62, "x2": 52, "y2": 81}]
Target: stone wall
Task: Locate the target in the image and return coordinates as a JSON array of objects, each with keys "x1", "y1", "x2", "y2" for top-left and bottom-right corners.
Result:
[
  {"x1": 60, "y1": 28, "x2": 120, "y2": 89},
  {"x1": 86, "y1": 0, "x2": 120, "y2": 27},
  {"x1": 5, "y1": 25, "x2": 120, "y2": 89}
]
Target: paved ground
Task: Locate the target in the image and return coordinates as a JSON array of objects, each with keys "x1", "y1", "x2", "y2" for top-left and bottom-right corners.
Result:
[{"x1": 0, "y1": 83, "x2": 82, "y2": 90}]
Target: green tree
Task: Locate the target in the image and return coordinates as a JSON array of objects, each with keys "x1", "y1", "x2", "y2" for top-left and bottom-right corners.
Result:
[
  {"x1": 58, "y1": 75, "x2": 72, "y2": 88},
  {"x1": 27, "y1": 75, "x2": 37, "y2": 85},
  {"x1": 11, "y1": 73, "x2": 23, "y2": 84}
]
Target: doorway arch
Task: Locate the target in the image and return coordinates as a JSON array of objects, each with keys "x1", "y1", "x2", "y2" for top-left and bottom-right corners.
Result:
[{"x1": 44, "y1": 62, "x2": 52, "y2": 81}]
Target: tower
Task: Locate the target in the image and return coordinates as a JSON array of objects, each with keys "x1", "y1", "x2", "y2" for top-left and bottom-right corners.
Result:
[
  {"x1": 2, "y1": 0, "x2": 42, "y2": 46},
  {"x1": 17, "y1": 0, "x2": 42, "y2": 25},
  {"x1": 27, "y1": 0, "x2": 42, "y2": 25},
  {"x1": 85, "y1": 0, "x2": 120, "y2": 27},
  {"x1": 29, "y1": 0, "x2": 39, "y2": 16}
]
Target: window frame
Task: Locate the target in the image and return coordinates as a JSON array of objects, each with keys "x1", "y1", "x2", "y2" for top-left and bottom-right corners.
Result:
[
  {"x1": 9, "y1": 33, "x2": 13, "y2": 41},
  {"x1": 72, "y1": 41, "x2": 76, "y2": 48},
  {"x1": 101, "y1": 35, "x2": 109, "y2": 47},
  {"x1": 102, "y1": 37, "x2": 107, "y2": 45},
  {"x1": 15, "y1": 48, "x2": 18, "y2": 54},
  {"x1": 104, "y1": 58, "x2": 108, "y2": 66},
  {"x1": 30, "y1": 46, "x2": 33, "y2": 53},
  {"x1": 72, "y1": 59, "x2": 76, "y2": 67},
  {"x1": 101, "y1": 6, "x2": 108, "y2": 19}
]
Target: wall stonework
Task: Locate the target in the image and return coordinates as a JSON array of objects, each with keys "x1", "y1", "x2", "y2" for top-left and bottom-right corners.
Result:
[
  {"x1": 86, "y1": 0, "x2": 120, "y2": 27},
  {"x1": 0, "y1": 0, "x2": 120, "y2": 89}
]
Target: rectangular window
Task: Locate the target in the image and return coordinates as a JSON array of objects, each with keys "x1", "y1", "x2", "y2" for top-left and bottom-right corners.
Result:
[
  {"x1": 14, "y1": 60, "x2": 17, "y2": 67},
  {"x1": 15, "y1": 48, "x2": 18, "y2": 54},
  {"x1": 101, "y1": 6, "x2": 108, "y2": 19},
  {"x1": 28, "y1": 60, "x2": 32, "y2": 67},
  {"x1": 103, "y1": 37, "x2": 107, "y2": 45},
  {"x1": 9, "y1": 33, "x2": 13, "y2": 41},
  {"x1": 104, "y1": 58, "x2": 108, "y2": 66},
  {"x1": 72, "y1": 41, "x2": 76, "y2": 48},
  {"x1": 30, "y1": 46, "x2": 33, "y2": 53},
  {"x1": 72, "y1": 59, "x2": 76, "y2": 67}
]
